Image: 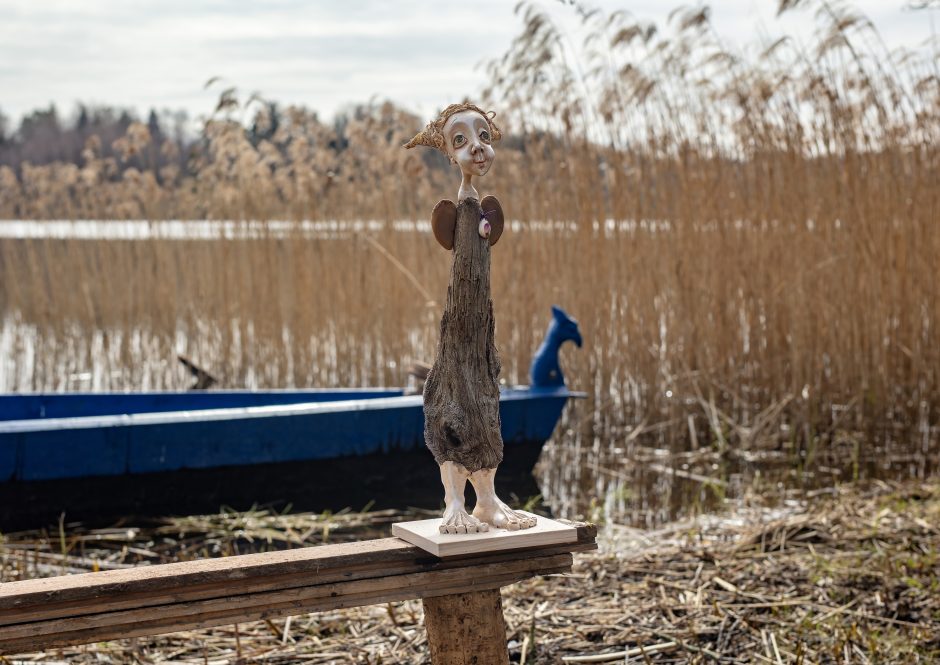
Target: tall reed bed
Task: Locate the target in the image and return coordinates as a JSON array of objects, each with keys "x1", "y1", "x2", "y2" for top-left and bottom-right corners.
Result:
[{"x1": 0, "y1": 1, "x2": 937, "y2": 518}]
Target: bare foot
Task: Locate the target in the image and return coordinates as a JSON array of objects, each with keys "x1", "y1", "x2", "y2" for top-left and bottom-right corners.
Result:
[
  {"x1": 472, "y1": 500, "x2": 537, "y2": 531},
  {"x1": 440, "y1": 505, "x2": 489, "y2": 534},
  {"x1": 437, "y1": 462, "x2": 489, "y2": 534},
  {"x1": 468, "y1": 466, "x2": 538, "y2": 531}
]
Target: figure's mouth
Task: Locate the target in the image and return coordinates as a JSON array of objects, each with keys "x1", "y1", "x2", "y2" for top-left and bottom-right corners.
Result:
[{"x1": 473, "y1": 159, "x2": 487, "y2": 167}]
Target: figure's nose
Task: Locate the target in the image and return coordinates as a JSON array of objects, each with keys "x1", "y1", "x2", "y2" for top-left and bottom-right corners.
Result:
[{"x1": 469, "y1": 139, "x2": 482, "y2": 155}]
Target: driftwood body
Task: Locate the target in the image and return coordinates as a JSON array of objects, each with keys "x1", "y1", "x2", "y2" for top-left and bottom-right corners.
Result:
[{"x1": 423, "y1": 197, "x2": 503, "y2": 473}]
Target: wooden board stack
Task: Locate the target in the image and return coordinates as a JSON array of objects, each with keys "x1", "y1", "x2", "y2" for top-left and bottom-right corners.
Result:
[{"x1": 0, "y1": 522, "x2": 596, "y2": 656}]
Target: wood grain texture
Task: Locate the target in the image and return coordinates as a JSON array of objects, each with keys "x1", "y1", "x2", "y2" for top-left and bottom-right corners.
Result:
[
  {"x1": 424, "y1": 197, "x2": 503, "y2": 472},
  {"x1": 0, "y1": 524, "x2": 596, "y2": 655},
  {"x1": 0, "y1": 555, "x2": 572, "y2": 653},
  {"x1": 424, "y1": 589, "x2": 511, "y2": 665}
]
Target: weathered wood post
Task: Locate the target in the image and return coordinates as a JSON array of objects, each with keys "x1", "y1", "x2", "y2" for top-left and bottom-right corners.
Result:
[
  {"x1": 423, "y1": 589, "x2": 511, "y2": 665},
  {"x1": 421, "y1": 196, "x2": 505, "y2": 497},
  {"x1": 408, "y1": 105, "x2": 510, "y2": 662}
]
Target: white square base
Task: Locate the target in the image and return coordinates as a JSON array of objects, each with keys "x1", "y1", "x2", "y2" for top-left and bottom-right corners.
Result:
[{"x1": 392, "y1": 511, "x2": 577, "y2": 557}]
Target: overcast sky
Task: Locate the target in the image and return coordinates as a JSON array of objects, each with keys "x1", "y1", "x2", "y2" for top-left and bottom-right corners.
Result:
[{"x1": 0, "y1": 0, "x2": 935, "y2": 127}]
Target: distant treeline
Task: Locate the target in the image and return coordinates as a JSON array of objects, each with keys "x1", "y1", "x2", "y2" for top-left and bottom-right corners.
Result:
[
  {"x1": 0, "y1": 100, "x2": 421, "y2": 186},
  {"x1": 0, "y1": 97, "x2": 459, "y2": 220},
  {"x1": 0, "y1": 104, "x2": 191, "y2": 175}
]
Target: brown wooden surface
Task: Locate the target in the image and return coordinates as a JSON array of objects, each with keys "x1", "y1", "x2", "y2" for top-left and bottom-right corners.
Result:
[
  {"x1": 0, "y1": 522, "x2": 596, "y2": 655},
  {"x1": 424, "y1": 589, "x2": 511, "y2": 665},
  {"x1": 424, "y1": 197, "x2": 504, "y2": 471}
]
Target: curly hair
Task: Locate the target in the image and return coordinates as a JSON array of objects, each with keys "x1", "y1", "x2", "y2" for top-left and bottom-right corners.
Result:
[{"x1": 403, "y1": 102, "x2": 502, "y2": 159}]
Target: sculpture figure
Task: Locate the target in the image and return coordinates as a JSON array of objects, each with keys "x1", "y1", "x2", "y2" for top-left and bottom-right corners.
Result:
[{"x1": 405, "y1": 103, "x2": 536, "y2": 534}]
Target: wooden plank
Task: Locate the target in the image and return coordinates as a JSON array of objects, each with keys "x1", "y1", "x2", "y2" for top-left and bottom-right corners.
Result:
[
  {"x1": 1, "y1": 556, "x2": 572, "y2": 654},
  {"x1": 0, "y1": 524, "x2": 596, "y2": 655},
  {"x1": 424, "y1": 589, "x2": 510, "y2": 665},
  {"x1": 0, "y1": 523, "x2": 596, "y2": 627},
  {"x1": 0, "y1": 538, "x2": 413, "y2": 614},
  {"x1": 2, "y1": 554, "x2": 571, "y2": 641},
  {"x1": 0, "y1": 540, "x2": 420, "y2": 626}
]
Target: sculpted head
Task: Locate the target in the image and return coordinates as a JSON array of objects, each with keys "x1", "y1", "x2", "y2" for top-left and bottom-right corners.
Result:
[
  {"x1": 404, "y1": 102, "x2": 501, "y2": 201},
  {"x1": 441, "y1": 109, "x2": 496, "y2": 177}
]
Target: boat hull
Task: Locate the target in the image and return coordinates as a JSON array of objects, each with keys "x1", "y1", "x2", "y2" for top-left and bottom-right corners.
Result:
[
  {"x1": 0, "y1": 438, "x2": 547, "y2": 531},
  {"x1": 0, "y1": 387, "x2": 579, "y2": 529}
]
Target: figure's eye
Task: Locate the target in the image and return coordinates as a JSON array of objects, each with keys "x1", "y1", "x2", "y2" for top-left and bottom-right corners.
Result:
[
  {"x1": 453, "y1": 134, "x2": 466, "y2": 148},
  {"x1": 479, "y1": 129, "x2": 491, "y2": 144}
]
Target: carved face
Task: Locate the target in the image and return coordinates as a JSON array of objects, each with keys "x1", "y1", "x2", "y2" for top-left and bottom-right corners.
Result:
[{"x1": 443, "y1": 110, "x2": 496, "y2": 178}]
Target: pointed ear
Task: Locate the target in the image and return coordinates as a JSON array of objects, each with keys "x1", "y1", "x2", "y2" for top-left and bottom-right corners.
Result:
[
  {"x1": 480, "y1": 195, "x2": 504, "y2": 246},
  {"x1": 430, "y1": 199, "x2": 457, "y2": 250}
]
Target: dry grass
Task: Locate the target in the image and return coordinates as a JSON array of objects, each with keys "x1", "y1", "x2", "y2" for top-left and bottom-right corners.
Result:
[
  {"x1": 0, "y1": 0, "x2": 938, "y2": 518},
  {"x1": 2, "y1": 480, "x2": 938, "y2": 663}
]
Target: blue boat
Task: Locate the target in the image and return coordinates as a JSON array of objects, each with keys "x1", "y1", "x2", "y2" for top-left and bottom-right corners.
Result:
[{"x1": 0, "y1": 307, "x2": 583, "y2": 529}]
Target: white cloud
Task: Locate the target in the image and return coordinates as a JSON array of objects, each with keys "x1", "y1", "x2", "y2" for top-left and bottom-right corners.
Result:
[{"x1": 0, "y1": 0, "x2": 933, "y2": 126}]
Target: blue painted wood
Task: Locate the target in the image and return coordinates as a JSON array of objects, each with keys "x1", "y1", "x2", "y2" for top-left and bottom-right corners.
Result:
[
  {"x1": 0, "y1": 387, "x2": 578, "y2": 482},
  {"x1": 530, "y1": 306, "x2": 583, "y2": 388},
  {"x1": 0, "y1": 389, "x2": 402, "y2": 421},
  {"x1": 0, "y1": 437, "x2": 15, "y2": 483}
]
